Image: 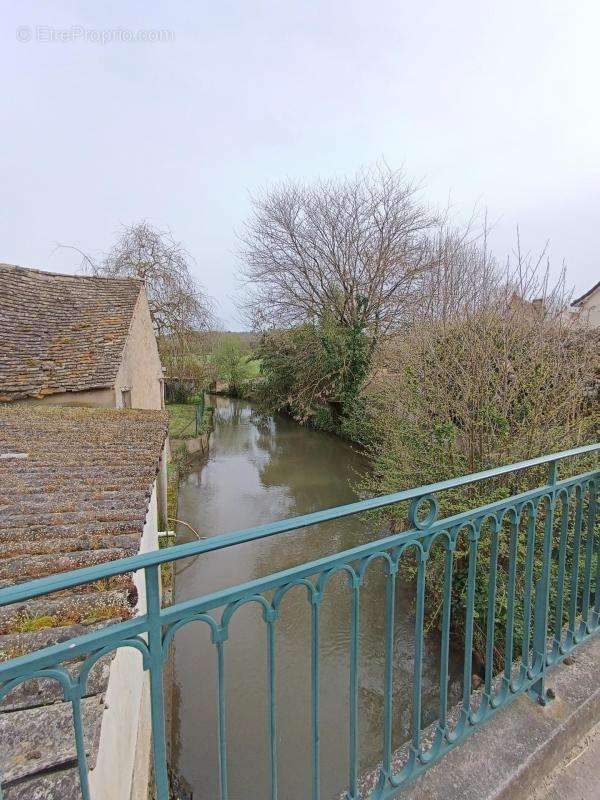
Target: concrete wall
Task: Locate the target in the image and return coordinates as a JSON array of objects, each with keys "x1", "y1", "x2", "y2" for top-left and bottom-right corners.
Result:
[
  {"x1": 114, "y1": 288, "x2": 164, "y2": 411},
  {"x1": 89, "y1": 482, "x2": 159, "y2": 800}
]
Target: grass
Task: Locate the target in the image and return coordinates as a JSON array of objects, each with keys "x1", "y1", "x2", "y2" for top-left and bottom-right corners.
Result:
[
  {"x1": 197, "y1": 407, "x2": 214, "y2": 435},
  {"x1": 166, "y1": 403, "x2": 198, "y2": 439},
  {"x1": 166, "y1": 447, "x2": 187, "y2": 521},
  {"x1": 218, "y1": 357, "x2": 262, "y2": 380},
  {"x1": 211, "y1": 356, "x2": 261, "y2": 381},
  {"x1": 162, "y1": 443, "x2": 192, "y2": 602},
  {"x1": 167, "y1": 403, "x2": 214, "y2": 439},
  {"x1": 163, "y1": 402, "x2": 216, "y2": 601}
]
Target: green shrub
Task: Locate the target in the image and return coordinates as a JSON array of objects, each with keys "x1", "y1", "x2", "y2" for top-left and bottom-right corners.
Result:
[
  {"x1": 360, "y1": 311, "x2": 598, "y2": 668},
  {"x1": 256, "y1": 315, "x2": 372, "y2": 437}
]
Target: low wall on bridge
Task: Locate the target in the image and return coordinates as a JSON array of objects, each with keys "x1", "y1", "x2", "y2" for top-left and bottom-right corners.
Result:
[
  {"x1": 88, "y1": 485, "x2": 158, "y2": 800},
  {"x1": 350, "y1": 632, "x2": 600, "y2": 800}
]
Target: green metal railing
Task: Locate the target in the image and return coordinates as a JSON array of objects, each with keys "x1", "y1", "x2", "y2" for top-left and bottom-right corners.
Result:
[
  {"x1": 194, "y1": 391, "x2": 205, "y2": 436},
  {"x1": 0, "y1": 444, "x2": 598, "y2": 799},
  {"x1": 170, "y1": 393, "x2": 206, "y2": 438}
]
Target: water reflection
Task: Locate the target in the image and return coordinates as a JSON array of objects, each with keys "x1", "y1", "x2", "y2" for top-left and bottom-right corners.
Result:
[{"x1": 172, "y1": 397, "x2": 458, "y2": 800}]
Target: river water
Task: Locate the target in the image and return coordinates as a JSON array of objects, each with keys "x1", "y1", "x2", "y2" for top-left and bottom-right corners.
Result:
[{"x1": 172, "y1": 396, "x2": 454, "y2": 800}]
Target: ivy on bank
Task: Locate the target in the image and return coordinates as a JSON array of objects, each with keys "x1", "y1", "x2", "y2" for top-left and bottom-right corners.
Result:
[{"x1": 256, "y1": 314, "x2": 373, "y2": 441}]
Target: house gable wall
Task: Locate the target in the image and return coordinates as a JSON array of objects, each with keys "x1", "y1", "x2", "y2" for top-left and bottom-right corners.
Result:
[
  {"x1": 114, "y1": 288, "x2": 163, "y2": 410},
  {"x1": 575, "y1": 285, "x2": 600, "y2": 327}
]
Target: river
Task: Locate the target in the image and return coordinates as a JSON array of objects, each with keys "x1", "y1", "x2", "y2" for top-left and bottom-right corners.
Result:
[{"x1": 171, "y1": 396, "x2": 454, "y2": 800}]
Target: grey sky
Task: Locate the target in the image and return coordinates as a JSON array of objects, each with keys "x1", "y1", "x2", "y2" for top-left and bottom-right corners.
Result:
[{"x1": 2, "y1": 1, "x2": 598, "y2": 328}]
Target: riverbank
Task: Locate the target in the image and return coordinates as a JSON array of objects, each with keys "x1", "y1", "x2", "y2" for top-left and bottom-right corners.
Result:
[
  {"x1": 214, "y1": 378, "x2": 372, "y2": 451},
  {"x1": 166, "y1": 402, "x2": 215, "y2": 509}
]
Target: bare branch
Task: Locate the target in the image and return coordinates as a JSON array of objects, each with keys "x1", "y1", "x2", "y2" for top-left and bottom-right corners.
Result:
[{"x1": 237, "y1": 164, "x2": 438, "y2": 341}]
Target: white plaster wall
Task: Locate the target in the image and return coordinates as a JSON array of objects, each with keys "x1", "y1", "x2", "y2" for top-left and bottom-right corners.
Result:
[
  {"x1": 575, "y1": 288, "x2": 600, "y2": 328},
  {"x1": 89, "y1": 482, "x2": 159, "y2": 800},
  {"x1": 114, "y1": 289, "x2": 164, "y2": 410}
]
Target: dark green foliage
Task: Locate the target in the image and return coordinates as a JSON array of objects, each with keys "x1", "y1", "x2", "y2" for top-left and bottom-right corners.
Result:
[
  {"x1": 165, "y1": 379, "x2": 201, "y2": 405},
  {"x1": 256, "y1": 315, "x2": 373, "y2": 437}
]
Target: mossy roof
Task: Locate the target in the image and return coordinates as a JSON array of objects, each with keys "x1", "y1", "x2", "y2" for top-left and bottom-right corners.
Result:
[
  {"x1": 0, "y1": 406, "x2": 168, "y2": 798},
  {"x1": 0, "y1": 263, "x2": 143, "y2": 402}
]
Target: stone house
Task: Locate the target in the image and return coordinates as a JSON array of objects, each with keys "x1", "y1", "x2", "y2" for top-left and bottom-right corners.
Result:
[
  {"x1": 0, "y1": 262, "x2": 169, "y2": 525},
  {"x1": 571, "y1": 280, "x2": 600, "y2": 327},
  {"x1": 0, "y1": 406, "x2": 168, "y2": 800},
  {"x1": 0, "y1": 263, "x2": 164, "y2": 410}
]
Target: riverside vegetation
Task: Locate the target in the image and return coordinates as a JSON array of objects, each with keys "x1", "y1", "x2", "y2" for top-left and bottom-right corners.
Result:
[{"x1": 238, "y1": 164, "x2": 599, "y2": 671}]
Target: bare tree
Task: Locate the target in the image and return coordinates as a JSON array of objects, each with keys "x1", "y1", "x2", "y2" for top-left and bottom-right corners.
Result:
[
  {"x1": 414, "y1": 217, "x2": 499, "y2": 322},
  {"x1": 96, "y1": 221, "x2": 214, "y2": 339},
  {"x1": 238, "y1": 164, "x2": 438, "y2": 342},
  {"x1": 60, "y1": 222, "x2": 215, "y2": 375},
  {"x1": 401, "y1": 213, "x2": 576, "y2": 329}
]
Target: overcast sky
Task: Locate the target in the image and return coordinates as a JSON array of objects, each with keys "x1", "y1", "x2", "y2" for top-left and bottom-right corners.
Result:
[{"x1": 2, "y1": 1, "x2": 598, "y2": 328}]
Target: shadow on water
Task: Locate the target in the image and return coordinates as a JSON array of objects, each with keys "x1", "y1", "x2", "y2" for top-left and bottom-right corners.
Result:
[{"x1": 172, "y1": 396, "x2": 460, "y2": 800}]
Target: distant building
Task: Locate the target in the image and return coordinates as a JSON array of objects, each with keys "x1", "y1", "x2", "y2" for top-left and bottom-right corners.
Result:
[
  {"x1": 571, "y1": 280, "x2": 600, "y2": 328},
  {"x1": 0, "y1": 263, "x2": 164, "y2": 410},
  {"x1": 507, "y1": 292, "x2": 547, "y2": 321},
  {"x1": 0, "y1": 406, "x2": 168, "y2": 800}
]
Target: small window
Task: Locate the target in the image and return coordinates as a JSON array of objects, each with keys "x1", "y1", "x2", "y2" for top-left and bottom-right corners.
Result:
[{"x1": 121, "y1": 389, "x2": 132, "y2": 408}]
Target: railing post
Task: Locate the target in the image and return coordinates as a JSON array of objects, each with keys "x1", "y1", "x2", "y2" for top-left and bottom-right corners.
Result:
[
  {"x1": 347, "y1": 574, "x2": 361, "y2": 800},
  {"x1": 145, "y1": 565, "x2": 170, "y2": 799},
  {"x1": 378, "y1": 561, "x2": 397, "y2": 791},
  {"x1": 459, "y1": 523, "x2": 479, "y2": 727},
  {"x1": 310, "y1": 592, "x2": 322, "y2": 800},
  {"x1": 528, "y1": 460, "x2": 557, "y2": 705},
  {"x1": 528, "y1": 580, "x2": 550, "y2": 704}
]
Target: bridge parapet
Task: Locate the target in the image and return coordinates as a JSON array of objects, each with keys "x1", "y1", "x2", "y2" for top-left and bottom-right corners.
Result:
[{"x1": 0, "y1": 443, "x2": 598, "y2": 800}]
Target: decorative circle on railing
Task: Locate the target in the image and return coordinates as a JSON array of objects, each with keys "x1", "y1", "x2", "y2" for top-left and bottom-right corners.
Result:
[{"x1": 409, "y1": 494, "x2": 439, "y2": 530}]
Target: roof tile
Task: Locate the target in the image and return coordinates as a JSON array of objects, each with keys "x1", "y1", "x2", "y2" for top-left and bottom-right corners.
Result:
[
  {"x1": 0, "y1": 264, "x2": 142, "y2": 401},
  {"x1": 0, "y1": 406, "x2": 168, "y2": 795}
]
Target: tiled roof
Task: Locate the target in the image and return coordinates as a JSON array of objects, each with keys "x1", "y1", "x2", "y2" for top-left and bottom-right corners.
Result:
[
  {"x1": 0, "y1": 263, "x2": 143, "y2": 402},
  {"x1": 0, "y1": 406, "x2": 168, "y2": 799}
]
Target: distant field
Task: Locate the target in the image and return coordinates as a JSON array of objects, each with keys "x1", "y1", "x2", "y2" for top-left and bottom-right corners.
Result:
[
  {"x1": 212, "y1": 357, "x2": 262, "y2": 381},
  {"x1": 245, "y1": 358, "x2": 261, "y2": 378}
]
